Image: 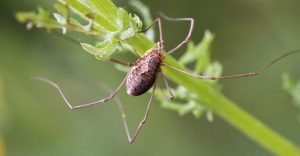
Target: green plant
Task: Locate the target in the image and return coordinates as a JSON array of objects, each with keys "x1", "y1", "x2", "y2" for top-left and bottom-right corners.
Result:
[
  {"x1": 16, "y1": 0, "x2": 300, "y2": 155},
  {"x1": 282, "y1": 73, "x2": 300, "y2": 121}
]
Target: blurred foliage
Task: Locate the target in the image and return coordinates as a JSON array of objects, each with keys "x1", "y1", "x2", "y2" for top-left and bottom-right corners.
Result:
[
  {"x1": 282, "y1": 73, "x2": 300, "y2": 120},
  {"x1": 157, "y1": 31, "x2": 220, "y2": 121},
  {"x1": 16, "y1": 0, "x2": 143, "y2": 60},
  {"x1": 128, "y1": 0, "x2": 155, "y2": 42}
]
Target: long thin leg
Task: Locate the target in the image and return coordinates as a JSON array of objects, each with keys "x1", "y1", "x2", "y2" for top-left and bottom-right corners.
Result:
[
  {"x1": 98, "y1": 84, "x2": 132, "y2": 143},
  {"x1": 33, "y1": 74, "x2": 128, "y2": 109},
  {"x1": 163, "y1": 49, "x2": 300, "y2": 80},
  {"x1": 109, "y1": 58, "x2": 134, "y2": 67},
  {"x1": 101, "y1": 81, "x2": 156, "y2": 143},
  {"x1": 159, "y1": 12, "x2": 194, "y2": 55},
  {"x1": 121, "y1": 81, "x2": 156, "y2": 143},
  {"x1": 161, "y1": 73, "x2": 174, "y2": 100},
  {"x1": 140, "y1": 18, "x2": 163, "y2": 44}
]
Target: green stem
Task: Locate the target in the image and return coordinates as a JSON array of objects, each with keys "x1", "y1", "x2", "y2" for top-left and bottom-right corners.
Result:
[{"x1": 125, "y1": 34, "x2": 300, "y2": 156}]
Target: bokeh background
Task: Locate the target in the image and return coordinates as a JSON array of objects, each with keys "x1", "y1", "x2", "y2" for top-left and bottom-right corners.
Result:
[{"x1": 1, "y1": 0, "x2": 300, "y2": 155}]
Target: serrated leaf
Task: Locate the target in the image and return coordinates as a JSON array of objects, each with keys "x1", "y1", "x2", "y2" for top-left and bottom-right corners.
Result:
[
  {"x1": 87, "y1": 0, "x2": 118, "y2": 27},
  {"x1": 130, "y1": 14, "x2": 142, "y2": 30},
  {"x1": 36, "y1": 7, "x2": 54, "y2": 28},
  {"x1": 129, "y1": 0, "x2": 154, "y2": 41},
  {"x1": 15, "y1": 11, "x2": 36, "y2": 23},
  {"x1": 81, "y1": 38, "x2": 120, "y2": 59},
  {"x1": 282, "y1": 74, "x2": 300, "y2": 108},
  {"x1": 178, "y1": 41, "x2": 195, "y2": 65},
  {"x1": 16, "y1": 7, "x2": 61, "y2": 30},
  {"x1": 157, "y1": 30, "x2": 219, "y2": 119},
  {"x1": 115, "y1": 8, "x2": 142, "y2": 40},
  {"x1": 282, "y1": 73, "x2": 295, "y2": 92},
  {"x1": 119, "y1": 27, "x2": 135, "y2": 40},
  {"x1": 54, "y1": 2, "x2": 68, "y2": 18},
  {"x1": 178, "y1": 31, "x2": 215, "y2": 74}
]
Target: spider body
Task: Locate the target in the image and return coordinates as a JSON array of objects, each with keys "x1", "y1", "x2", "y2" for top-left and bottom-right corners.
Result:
[{"x1": 126, "y1": 45, "x2": 163, "y2": 96}]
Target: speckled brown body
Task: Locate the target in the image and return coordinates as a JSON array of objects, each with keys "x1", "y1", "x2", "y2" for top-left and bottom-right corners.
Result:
[{"x1": 126, "y1": 47, "x2": 163, "y2": 96}]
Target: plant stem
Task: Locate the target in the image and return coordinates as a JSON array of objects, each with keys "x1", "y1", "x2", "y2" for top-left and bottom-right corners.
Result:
[{"x1": 125, "y1": 34, "x2": 300, "y2": 156}]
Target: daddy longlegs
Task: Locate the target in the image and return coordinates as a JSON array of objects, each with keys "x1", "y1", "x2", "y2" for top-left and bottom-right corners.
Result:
[{"x1": 35, "y1": 13, "x2": 300, "y2": 143}]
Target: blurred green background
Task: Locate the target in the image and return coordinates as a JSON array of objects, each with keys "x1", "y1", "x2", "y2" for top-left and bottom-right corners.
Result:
[{"x1": 1, "y1": 0, "x2": 300, "y2": 155}]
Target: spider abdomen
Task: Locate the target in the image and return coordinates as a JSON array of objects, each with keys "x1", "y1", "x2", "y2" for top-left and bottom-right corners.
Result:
[{"x1": 126, "y1": 49, "x2": 163, "y2": 96}]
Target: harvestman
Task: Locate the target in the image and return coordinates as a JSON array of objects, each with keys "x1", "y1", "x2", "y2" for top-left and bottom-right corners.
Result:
[{"x1": 35, "y1": 13, "x2": 300, "y2": 143}]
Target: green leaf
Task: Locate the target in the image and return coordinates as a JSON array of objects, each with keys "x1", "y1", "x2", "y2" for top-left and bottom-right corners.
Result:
[
  {"x1": 206, "y1": 111, "x2": 214, "y2": 122},
  {"x1": 178, "y1": 41, "x2": 196, "y2": 65},
  {"x1": 81, "y1": 38, "x2": 120, "y2": 59},
  {"x1": 282, "y1": 73, "x2": 296, "y2": 92},
  {"x1": 54, "y1": 2, "x2": 68, "y2": 18},
  {"x1": 88, "y1": 0, "x2": 118, "y2": 25},
  {"x1": 282, "y1": 73, "x2": 300, "y2": 108},
  {"x1": 179, "y1": 30, "x2": 215, "y2": 74},
  {"x1": 53, "y1": 13, "x2": 67, "y2": 25},
  {"x1": 16, "y1": 0, "x2": 143, "y2": 58},
  {"x1": 129, "y1": 0, "x2": 155, "y2": 41},
  {"x1": 16, "y1": 7, "x2": 59, "y2": 30}
]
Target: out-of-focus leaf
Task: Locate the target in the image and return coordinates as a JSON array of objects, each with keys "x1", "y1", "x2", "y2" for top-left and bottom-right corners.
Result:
[
  {"x1": 16, "y1": 0, "x2": 143, "y2": 59},
  {"x1": 81, "y1": 38, "x2": 120, "y2": 60},
  {"x1": 88, "y1": 0, "x2": 118, "y2": 26},
  {"x1": 157, "y1": 86, "x2": 207, "y2": 119},
  {"x1": 129, "y1": 0, "x2": 155, "y2": 41},
  {"x1": 206, "y1": 111, "x2": 214, "y2": 123},
  {"x1": 179, "y1": 30, "x2": 215, "y2": 74},
  {"x1": 282, "y1": 73, "x2": 300, "y2": 108},
  {"x1": 16, "y1": 7, "x2": 59, "y2": 31},
  {"x1": 156, "y1": 30, "x2": 218, "y2": 121},
  {"x1": 54, "y1": 2, "x2": 68, "y2": 18},
  {"x1": 53, "y1": 13, "x2": 67, "y2": 25}
]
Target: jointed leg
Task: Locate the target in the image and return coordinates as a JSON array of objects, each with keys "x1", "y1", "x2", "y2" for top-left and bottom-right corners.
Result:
[
  {"x1": 33, "y1": 74, "x2": 128, "y2": 109},
  {"x1": 161, "y1": 73, "x2": 174, "y2": 100},
  {"x1": 140, "y1": 18, "x2": 164, "y2": 43},
  {"x1": 163, "y1": 49, "x2": 300, "y2": 80},
  {"x1": 109, "y1": 58, "x2": 133, "y2": 67},
  {"x1": 120, "y1": 80, "x2": 157, "y2": 143},
  {"x1": 163, "y1": 63, "x2": 258, "y2": 80},
  {"x1": 159, "y1": 12, "x2": 194, "y2": 55}
]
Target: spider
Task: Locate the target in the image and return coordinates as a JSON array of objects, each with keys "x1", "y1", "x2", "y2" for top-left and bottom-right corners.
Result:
[{"x1": 35, "y1": 13, "x2": 300, "y2": 143}]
